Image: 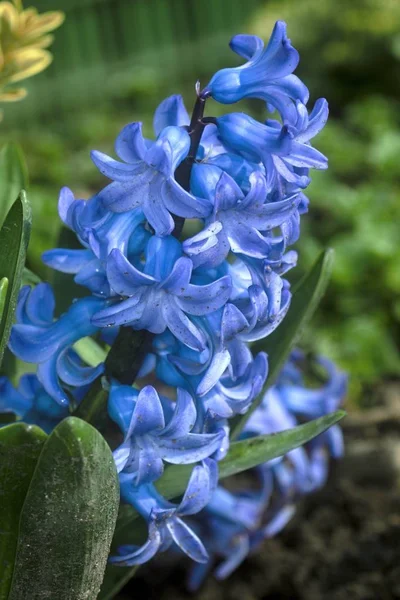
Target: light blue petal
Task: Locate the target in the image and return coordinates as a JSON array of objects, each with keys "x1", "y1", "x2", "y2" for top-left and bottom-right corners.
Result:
[{"x1": 153, "y1": 94, "x2": 190, "y2": 137}]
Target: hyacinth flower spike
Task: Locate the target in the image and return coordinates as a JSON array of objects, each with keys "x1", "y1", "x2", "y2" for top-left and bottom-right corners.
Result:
[
  {"x1": 109, "y1": 459, "x2": 218, "y2": 565},
  {"x1": 203, "y1": 22, "x2": 309, "y2": 121},
  {"x1": 9, "y1": 284, "x2": 105, "y2": 405},
  {"x1": 184, "y1": 167, "x2": 300, "y2": 267},
  {"x1": 92, "y1": 235, "x2": 232, "y2": 351},
  {"x1": 91, "y1": 123, "x2": 211, "y2": 236},
  {"x1": 108, "y1": 384, "x2": 225, "y2": 484}
]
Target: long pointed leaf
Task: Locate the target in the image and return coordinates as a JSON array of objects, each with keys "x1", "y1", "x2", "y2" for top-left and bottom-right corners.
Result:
[
  {"x1": 230, "y1": 249, "x2": 335, "y2": 439},
  {"x1": 0, "y1": 423, "x2": 47, "y2": 598},
  {"x1": 156, "y1": 410, "x2": 345, "y2": 503},
  {"x1": 8, "y1": 417, "x2": 120, "y2": 600},
  {"x1": 0, "y1": 277, "x2": 9, "y2": 321},
  {"x1": 0, "y1": 142, "x2": 28, "y2": 228},
  {"x1": 0, "y1": 191, "x2": 31, "y2": 366}
]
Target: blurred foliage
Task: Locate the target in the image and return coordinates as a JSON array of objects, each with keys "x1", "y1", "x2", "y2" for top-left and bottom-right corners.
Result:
[
  {"x1": 0, "y1": 0, "x2": 63, "y2": 110},
  {"x1": 251, "y1": 0, "x2": 400, "y2": 399},
  {"x1": 0, "y1": 0, "x2": 399, "y2": 402}
]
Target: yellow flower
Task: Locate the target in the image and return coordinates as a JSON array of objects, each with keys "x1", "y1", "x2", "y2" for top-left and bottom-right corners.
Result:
[{"x1": 0, "y1": 0, "x2": 64, "y2": 104}]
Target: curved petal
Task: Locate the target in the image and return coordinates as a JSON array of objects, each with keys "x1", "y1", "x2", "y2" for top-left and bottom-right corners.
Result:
[
  {"x1": 91, "y1": 150, "x2": 146, "y2": 181},
  {"x1": 162, "y1": 301, "x2": 206, "y2": 351},
  {"x1": 157, "y1": 431, "x2": 224, "y2": 465},
  {"x1": 196, "y1": 349, "x2": 230, "y2": 397},
  {"x1": 166, "y1": 517, "x2": 209, "y2": 563},
  {"x1": 153, "y1": 94, "x2": 190, "y2": 137},
  {"x1": 25, "y1": 282, "x2": 55, "y2": 326},
  {"x1": 108, "y1": 383, "x2": 138, "y2": 434},
  {"x1": 37, "y1": 356, "x2": 69, "y2": 407},
  {"x1": 115, "y1": 121, "x2": 147, "y2": 163},
  {"x1": 127, "y1": 385, "x2": 165, "y2": 437},
  {"x1": 109, "y1": 523, "x2": 162, "y2": 566},
  {"x1": 107, "y1": 248, "x2": 155, "y2": 296},
  {"x1": 176, "y1": 276, "x2": 232, "y2": 316},
  {"x1": 160, "y1": 256, "x2": 192, "y2": 294},
  {"x1": 160, "y1": 388, "x2": 196, "y2": 437},
  {"x1": 56, "y1": 349, "x2": 104, "y2": 387},
  {"x1": 297, "y1": 98, "x2": 329, "y2": 142},
  {"x1": 215, "y1": 535, "x2": 250, "y2": 580},
  {"x1": 214, "y1": 171, "x2": 244, "y2": 212},
  {"x1": 97, "y1": 180, "x2": 144, "y2": 213},
  {"x1": 42, "y1": 248, "x2": 93, "y2": 274},
  {"x1": 91, "y1": 294, "x2": 146, "y2": 328},
  {"x1": 285, "y1": 141, "x2": 328, "y2": 170},
  {"x1": 162, "y1": 178, "x2": 212, "y2": 219},
  {"x1": 143, "y1": 179, "x2": 175, "y2": 236},
  {"x1": 229, "y1": 33, "x2": 264, "y2": 60},
  {"x1": 135, "y1": 437, "x2": 164, "y2": 485},
  {"x1": 112, "y1": 439, "x2": 131, "y2": 473},
  {"x1": 179, "y1": 459, "x2": 218, "y2": 515}
]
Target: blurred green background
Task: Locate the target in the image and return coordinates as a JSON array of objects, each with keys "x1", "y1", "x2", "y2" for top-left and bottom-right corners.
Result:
[{"x1": 2, "y1": 0, "x2": 400, "y2": 404}]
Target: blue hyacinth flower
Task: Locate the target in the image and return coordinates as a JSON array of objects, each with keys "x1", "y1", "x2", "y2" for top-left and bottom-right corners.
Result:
[
  {"x1": 92, "y1": 235, "x2": 232, "y2": 351},
  {"x1": 153, "y1": 94, "x2": 190, "y2": 136},
  {"x1": 203, "y1": 22, "x2": 309, "y2": 121},
  {"x1": 215, "y1": 112, "x2": 327, "y2": 191},
  {"x1": 91, "y1": 123, "x2": 211, "y2": 236},
  {"x1": 153, "y1": 94, "x2": 225, "y2": 159},
  {"x1": 109, "y1": 383, "x2": 224, "y2": 484},
  {"x1": 0, "y1": 374, "x2": 70, "y2": 433},
  {"x1": 184, "y1": 166, "x2": 300, "y2": 267},
  {"x1": 9, "y1": 284, "x2": 105, "y2": 405},
  {"x1": 188, "y1": 472, "x2": 294, "y2": 588},
  {"x1": 264, "y1": 98, "x2": 329, "y2": 186},
  {"x1": 154, "y1": 321, "x2": 268, "y2": 420},
  {"x1": 228, "y1": 258, "x2": 292, "y2": 342},
  {"x1": 43, "y1": 187, "x2": 148, "y2": 296},
  {"x1": 110, "y1": 459, "x2": 218, "y2": 565}
]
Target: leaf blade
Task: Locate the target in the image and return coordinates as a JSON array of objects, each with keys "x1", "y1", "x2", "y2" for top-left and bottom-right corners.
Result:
[
  {"x1": 156, "y1": 410, "x2": 345, "y2": 502},
  {"x1": 0, "y1": 142, "x2": 28, "y2": 228},
  {"x1": 0, "y1": 191, "x2": 32, "y2": 366},
  {"x1": 8, "y1": 417, "x2": 120, "y2": 600},
  {"x1": 0, "y1": 423, "x2": 47, "y2": 598}
]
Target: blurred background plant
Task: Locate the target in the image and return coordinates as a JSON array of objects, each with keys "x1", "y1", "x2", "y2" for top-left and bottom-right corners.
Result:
[
  {"x1": 0, "y1": 0, "x2": 399, "y2": 404},
  {"x1": 0, "y1": 0, "x2": 64, "y2": 115}
]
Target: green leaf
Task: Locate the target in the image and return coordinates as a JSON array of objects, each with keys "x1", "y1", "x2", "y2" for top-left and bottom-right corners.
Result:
[
  {"x1": 0, "y1": 192, "x2": 31, "y2": 366},
  {"x1": 0, "y1": 423, "x2": 47, "y2": 598},
  {"x1": 155, "y1": 410, "x2": 345, "y2": 504},
  {"x1": 0, "y1": 277, "x2": 9, "y2": 321},
  {"x1": 230, "y1": 249, "x2": 335, "y2": 439},
  {"x1": 0, "y1": 143, "x2": 28, "y2": 228},
  {"x1": 8, "y1": 417, "x2": 120, "y2": 600}
]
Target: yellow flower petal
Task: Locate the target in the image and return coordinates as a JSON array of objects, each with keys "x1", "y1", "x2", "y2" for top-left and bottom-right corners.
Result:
[
  {"x1": 5, "y1": 47, "x2": 52, "y2": 83},
  {"x1": 0, "y1": 85, "x2": 26, "y2": 101}
]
